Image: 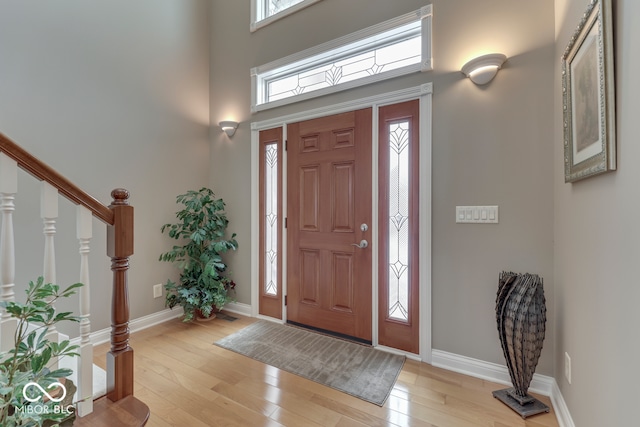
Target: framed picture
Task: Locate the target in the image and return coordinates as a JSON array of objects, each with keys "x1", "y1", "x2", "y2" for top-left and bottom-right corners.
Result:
[{"x1": 562, "y1": 0, "x2": 616, "y2": 183}]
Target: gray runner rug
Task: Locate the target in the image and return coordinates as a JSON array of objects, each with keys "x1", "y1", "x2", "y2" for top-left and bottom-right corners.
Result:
[{"x1": 214, "y1": 320, "x2": 405, "y2": 406}]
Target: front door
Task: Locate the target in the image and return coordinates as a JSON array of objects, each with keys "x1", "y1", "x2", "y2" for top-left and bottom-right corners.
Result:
[{"x1": 286, "y1": 108, "x2": 372, "y2": 342}]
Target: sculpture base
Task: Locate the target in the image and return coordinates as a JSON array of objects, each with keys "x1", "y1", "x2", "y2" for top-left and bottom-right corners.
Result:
[{"x1": 492, "y1": 388, "x2": 550, "y2": 419}]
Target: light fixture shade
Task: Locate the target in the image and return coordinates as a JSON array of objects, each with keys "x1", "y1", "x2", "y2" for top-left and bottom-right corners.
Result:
[
  {"x1": 219, "y1": 120, "x2": 239, "y2": 137},
  {"x1": 461, "y1": 53, "x2": 507, "y2": 85}
]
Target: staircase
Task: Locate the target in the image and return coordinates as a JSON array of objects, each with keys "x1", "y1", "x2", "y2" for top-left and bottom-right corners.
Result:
[{"x1": 0, "y1": 133, "x2": 149, "y2": 425}]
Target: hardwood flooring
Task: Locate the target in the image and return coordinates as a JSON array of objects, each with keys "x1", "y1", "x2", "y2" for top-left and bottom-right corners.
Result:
[
  {"x1": 92, "y1": 313, "x2": 559, "y2": 427},
  {"x1": 73, "y1": 395, "x2": 150, "y2": 427}
]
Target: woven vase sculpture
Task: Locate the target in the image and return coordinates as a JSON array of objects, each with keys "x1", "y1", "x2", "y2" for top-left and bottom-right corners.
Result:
[{"x1": 493, "y1": 271, "x2": 550, "y2": 418}]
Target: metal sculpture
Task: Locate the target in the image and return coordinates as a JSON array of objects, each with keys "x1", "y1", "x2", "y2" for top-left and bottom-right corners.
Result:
[{"x1": 493, "y1": 271, "x2": 550, "y2": 418}]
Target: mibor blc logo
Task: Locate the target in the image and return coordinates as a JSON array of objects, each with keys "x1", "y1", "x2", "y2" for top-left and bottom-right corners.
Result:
[
  {"x1": 23, "y1": 381, "x2": 67, "y2": 403},
  {"x1": 17, "y1": 381, "x2": 74, "y2": 416}
]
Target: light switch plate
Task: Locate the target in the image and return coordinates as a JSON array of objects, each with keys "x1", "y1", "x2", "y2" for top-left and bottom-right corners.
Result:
[{"x1": 456, "y1": 206, "x2": 499, "y2": 224}]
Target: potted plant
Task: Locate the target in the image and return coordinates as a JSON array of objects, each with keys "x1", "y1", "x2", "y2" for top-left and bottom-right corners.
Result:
[
  {"x1": 0, "y1": 277, "x2": 82, "y2": 426},
  {"x1": 159, "y1": 187, "x2": 238, "y2": 322}
]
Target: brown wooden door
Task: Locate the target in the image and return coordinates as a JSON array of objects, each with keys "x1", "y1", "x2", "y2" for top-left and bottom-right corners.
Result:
[{"x1": 287, "y1": 108, "x2": 372, "y2": 342}]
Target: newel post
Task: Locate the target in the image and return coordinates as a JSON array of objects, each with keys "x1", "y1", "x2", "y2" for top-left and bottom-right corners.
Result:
[{"x1": 106, "y1": 188, "x2": 134, "y2": 402}]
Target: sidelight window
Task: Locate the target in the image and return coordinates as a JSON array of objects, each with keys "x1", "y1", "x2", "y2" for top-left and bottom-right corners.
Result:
[
  {"x1": 387, "y1": 121, "x2": 410, "y2": 321},
  {"x1": 378, "y1": 98, "x2": 420, "y2": 354},
  {"x1": 259, "y1": 128, "x2": 283, "y2": 319},
  {"x1": 264, "y1": 143, "x2": 279, "y2": 296}
]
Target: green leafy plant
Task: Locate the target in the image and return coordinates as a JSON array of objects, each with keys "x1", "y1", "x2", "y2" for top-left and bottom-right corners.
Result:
[
  {"x1": 159, "y1": 187, "x2": 238, "y2": 322},
  {"x1": 0, "y1": 277, "x2": 82, "y2": 426}
]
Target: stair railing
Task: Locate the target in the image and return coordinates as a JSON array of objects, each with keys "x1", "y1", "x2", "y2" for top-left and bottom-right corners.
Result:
[{"x1": 0, "y1": 133, "x2": 135, "y2": 417}]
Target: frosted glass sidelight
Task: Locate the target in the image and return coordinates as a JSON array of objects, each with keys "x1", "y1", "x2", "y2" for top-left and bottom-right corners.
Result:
[
  {"x1": 387, "y1": 121, "x2": 410, "y2": 322},
  {"x1": 264, "y1": 144, "x2": 278, "y2": 296}
]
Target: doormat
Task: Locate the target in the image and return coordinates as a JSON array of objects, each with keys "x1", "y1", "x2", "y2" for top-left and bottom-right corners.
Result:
[{"x1": 214, "y1": 320, "x2": 405, "y2": 406}]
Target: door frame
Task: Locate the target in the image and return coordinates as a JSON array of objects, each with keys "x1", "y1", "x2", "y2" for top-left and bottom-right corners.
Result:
[{"x1": 250, "y1": 83, "x2": 433, "y2": 362}]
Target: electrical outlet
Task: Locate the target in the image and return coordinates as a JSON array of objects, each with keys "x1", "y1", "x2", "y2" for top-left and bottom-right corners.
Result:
[
  {"x1": 565, "y1": 352, "x2": 572, "y2": 384},
  {"x1": 153, "y1": 283, "x2": 163, "y2": 299}
]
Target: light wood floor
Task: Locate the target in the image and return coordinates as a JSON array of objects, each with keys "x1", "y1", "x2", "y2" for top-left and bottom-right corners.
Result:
[{"x1": 93, "y1": 313, "x2": 559, "y2": 427}]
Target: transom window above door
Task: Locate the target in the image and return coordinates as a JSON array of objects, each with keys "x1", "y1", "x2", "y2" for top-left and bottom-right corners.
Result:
[
  {"x1": 251, "y1": 6, "x2": 433, "y2": 112},
  {"x1": 251, "y1": 0, "x2": 323, "y2": 32}
]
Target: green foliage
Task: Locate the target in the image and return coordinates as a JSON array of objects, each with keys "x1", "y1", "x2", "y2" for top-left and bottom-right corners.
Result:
[
  {"x1": 160, "y1": 188, "x2": 238, "y2": 322},
  {"x1": 0, "y1": 277, "x2": 82, "y2": 426}
]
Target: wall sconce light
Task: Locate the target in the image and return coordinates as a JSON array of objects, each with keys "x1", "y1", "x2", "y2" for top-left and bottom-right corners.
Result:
[
  {"x1": 461, "y1": 53, "x2": 507, "y2": 85},
  {"x1": 219, "y1": 121, "x2": 239, "y2": 137}
]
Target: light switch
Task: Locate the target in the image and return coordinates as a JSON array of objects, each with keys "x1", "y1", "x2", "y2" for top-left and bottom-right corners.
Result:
[{"x1": 456, "y1": 206, "x2": 499, "y2": 224}]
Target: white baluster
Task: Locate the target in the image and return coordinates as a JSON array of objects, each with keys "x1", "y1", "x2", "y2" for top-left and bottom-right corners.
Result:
[
  {"x1": 41, "y1": 182, "x2": 58, "y2": 284},
  {"x1": 0, "y1": 153, "x2": 17, "y2": 352},
  {"x1": 76, "y1": 205, "x2": 93, "y2": 416},
  {"x1": 41, "y1": 182, "x2": 59, "y2": 369}
]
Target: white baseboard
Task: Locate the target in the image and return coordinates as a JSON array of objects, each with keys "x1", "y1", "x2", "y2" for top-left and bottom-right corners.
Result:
[
  {"x1": 222, "y1": 302, "x2": 252, "y2": 317},
  {"x1": 71, "y1": 307, "x2": 185, "y2": 347},
  {"x1": 550, "y1": 380, "x2": 576, "y2": 427},
  {"x1": 74, "y1": 303, "x2": 250, "y2": 347},
  {"x1": 431, "y1": 349, "x2": 553, "y2": 395},
  {"x1": 432, "y1": 349, "x2": 575, "y2": 427}
]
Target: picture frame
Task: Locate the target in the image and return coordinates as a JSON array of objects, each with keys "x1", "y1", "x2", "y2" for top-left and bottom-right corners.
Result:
[{"x1": 562, "y1": 0, "x2": 616, "y2": 183}]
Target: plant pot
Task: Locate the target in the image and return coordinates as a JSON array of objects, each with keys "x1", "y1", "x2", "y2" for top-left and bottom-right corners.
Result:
[{"x1": 195, "y1": 308, "x2": 217, "y2": 322}]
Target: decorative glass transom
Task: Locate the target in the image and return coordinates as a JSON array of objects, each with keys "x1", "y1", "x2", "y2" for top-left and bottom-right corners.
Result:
[
  {"x1": 251, "y1": 6, "x2": 432, "y2": 111},
  {"x1": 264, "y1": 143, "x2": 278, "y2": 296},
  {"x1": 268, "y1": 0, "x2": 304, "y2": 17},
  {"x1": 251, "y1": 0, "x2": 322, "y2": 32},
  {"x1": 387, "y1": 121, "x2": 410, "y2": 322},
  {"x1": 267, "y1": 35, "x2": 421, "y2": 103}
]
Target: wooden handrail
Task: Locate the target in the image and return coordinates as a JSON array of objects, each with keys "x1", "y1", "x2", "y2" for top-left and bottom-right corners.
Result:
[
  {"x1": 0, "y1": 131, "x2": 138, "y2": 409},
  {"x1": 0, "y1": 133, "x2": 114, "y2": 224}
]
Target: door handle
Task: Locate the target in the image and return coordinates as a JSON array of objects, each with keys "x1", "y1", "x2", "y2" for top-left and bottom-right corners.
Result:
[{"x1": 351, "y1": 239, "x2": 368, "y2": 249}]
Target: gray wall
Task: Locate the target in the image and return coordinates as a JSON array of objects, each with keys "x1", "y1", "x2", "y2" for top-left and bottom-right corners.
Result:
[
  {"x1": 14, "y1": 4, "x2": 634, "y2": 422},
  {"x1": 210, "y1": 0, "x2": 556, "y2": 374},
  {"x1": 0, "y1": 0, "x2": 211, "y2": 334},
  {"x1": 554, "y1": 0, "x2": 639, "y2": 425}
]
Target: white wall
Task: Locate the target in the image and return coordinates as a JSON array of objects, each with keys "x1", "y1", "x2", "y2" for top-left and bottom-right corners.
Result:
[
  {"x1": 210, "y1": 0, "x2": 556, "y2": 375},
  {"x1": 554, "y1": 0, "x2": 640, "y2": 425},
  {"x1": 0, "y1": 0, "x2": 211, "y2": 334}
]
